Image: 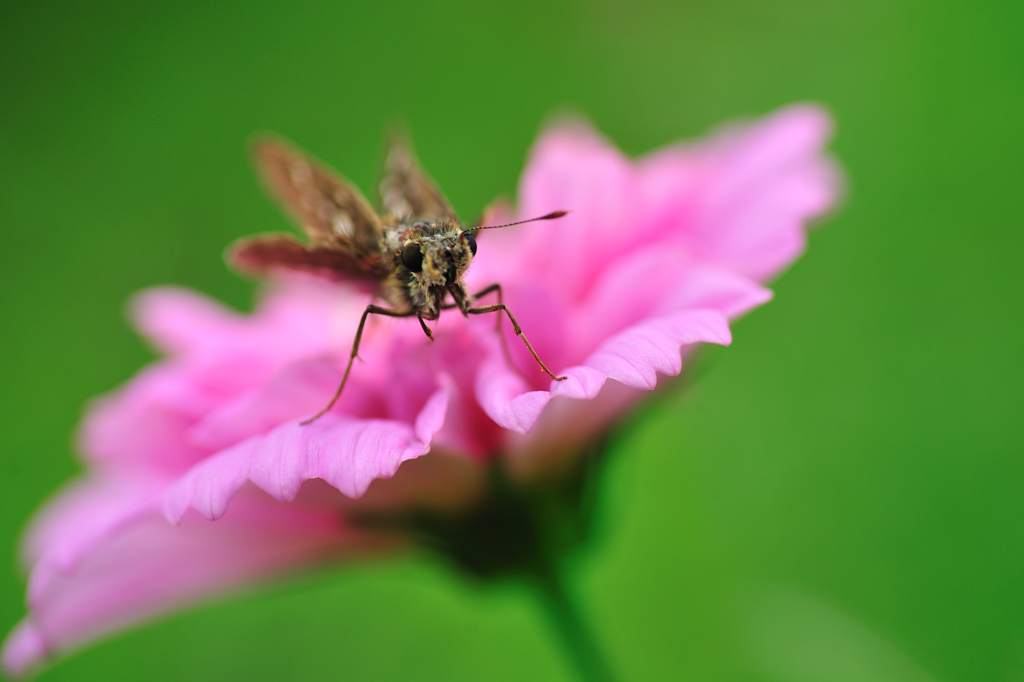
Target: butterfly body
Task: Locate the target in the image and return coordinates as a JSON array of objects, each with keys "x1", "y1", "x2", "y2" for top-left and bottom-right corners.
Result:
[
  {"x1": 229, "y1": 133, "x2": 564, "y2": 423},
  {"x1": 380, "y1": 217, "x2": 475, "y2": 321}
]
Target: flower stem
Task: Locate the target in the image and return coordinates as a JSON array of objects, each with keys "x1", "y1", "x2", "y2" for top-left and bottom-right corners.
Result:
[{"x1": 532, "y1": 569, "x2": 618, "y2": 682}]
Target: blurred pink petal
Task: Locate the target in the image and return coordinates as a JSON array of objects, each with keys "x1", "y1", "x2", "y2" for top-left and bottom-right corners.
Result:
[
  {"x1": 3, "y1": 484, "x2": 377, "y2": 677},
  {"x1": 473, "y1": 105, "x2": 837, "y2": 290},
  {"x1": 644, "y1": 105, "x2": 839, "y2": 281}
]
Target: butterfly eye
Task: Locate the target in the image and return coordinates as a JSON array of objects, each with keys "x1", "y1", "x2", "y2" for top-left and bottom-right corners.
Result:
[
  {"x1": 401, "y1": 242, "x2": 424, "y2": 273},
  {"x1": 464, "y1": 232, "x2": 477, "y2": 256}
]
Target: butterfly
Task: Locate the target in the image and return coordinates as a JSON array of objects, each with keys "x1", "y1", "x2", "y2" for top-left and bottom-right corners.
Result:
[{"x1": 229, "y1": 133, "x2": 567, "y2": 424}]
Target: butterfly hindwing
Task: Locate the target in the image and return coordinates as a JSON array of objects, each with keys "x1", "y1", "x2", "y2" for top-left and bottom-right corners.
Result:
[{"x1": 227, "y1": 233, "x2": 386, "y2": 283}]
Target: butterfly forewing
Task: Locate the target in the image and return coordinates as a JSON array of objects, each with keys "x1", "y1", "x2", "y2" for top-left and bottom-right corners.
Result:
[
  {"x1": 380, "y1": 132, "x2": 456, "y2": 221},
  {"x1": 253, "y1": 138, "x2": 383, "y2": 254}
]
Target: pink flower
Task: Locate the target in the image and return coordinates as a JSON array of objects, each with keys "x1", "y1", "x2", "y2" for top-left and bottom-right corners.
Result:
[{"x1": 2, "y1": 104, "x2": 838, "y2": 676}]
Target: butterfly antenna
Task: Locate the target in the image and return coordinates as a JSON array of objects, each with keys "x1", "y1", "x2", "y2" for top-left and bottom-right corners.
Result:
[{"x1": 471, "y1": 210, "x2": 568, "y2": 232}]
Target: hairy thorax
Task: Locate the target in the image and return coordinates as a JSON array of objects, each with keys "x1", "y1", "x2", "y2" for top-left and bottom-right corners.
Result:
[{"x1": 381, "y1": 218, "x2": 473, "y2": 320}]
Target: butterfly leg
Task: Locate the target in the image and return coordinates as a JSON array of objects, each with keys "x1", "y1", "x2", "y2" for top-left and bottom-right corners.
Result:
[
  {"x1": 418, "y1": 314, "x2": 433, "y2": 340},
  {"x1": 467, "y1": 300, "x2": 567, "y2": 383},
  {"x1": 461, "y1": 283, "x2": 514, "y2": 365},
  {"x1": 301, "y1": 304, "x2": 416, "y2": 425},
  {"x1": 468, "y1": 283, "x2": 502, "y2": 328},
  {"x1": 443, "y1": 283, "x2": 503, "y2": 327}
]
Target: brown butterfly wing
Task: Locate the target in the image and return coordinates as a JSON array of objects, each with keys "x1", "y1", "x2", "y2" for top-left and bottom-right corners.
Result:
[
  {"x1": 252, "y1": 137, "x2": 383, "y2": 255},
  {"x1": 228, "y1": 234, "x2": 387, "y2": 283},
  {"x1": 380, "y1": 132, "x2": 456, "y2": 221}
]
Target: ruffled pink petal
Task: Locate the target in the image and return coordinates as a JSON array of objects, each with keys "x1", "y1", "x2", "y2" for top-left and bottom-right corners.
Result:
[
  {"x1": 3, "y1": 492, "x2": 363, "y2": 677},
  {"x1": 336, "y1": 450, "x2": 485, "y2": 514},
  {"x1": 585, "y1": 309, "x2": 731, "y2": 386},
  {"x1": 164, "y1": 380, "x2": 451, "y2": 521},
  {"x1": 475, "y1": 347, "x2": 609, "y2": 434},
  {"x1": 477, "y1": 309, "x2": 731, "y2": 433},
  {"x1": 503, "y1": 379, "x2": 644, "y2": 481}
]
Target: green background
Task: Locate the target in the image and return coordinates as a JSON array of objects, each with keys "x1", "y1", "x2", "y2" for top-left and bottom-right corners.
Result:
[{"x1": 2, "y1": 0, "x2": 1022, "y2": 679}]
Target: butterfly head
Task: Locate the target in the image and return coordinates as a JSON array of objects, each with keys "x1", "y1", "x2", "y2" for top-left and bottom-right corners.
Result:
[
  {"x1": 395, "y1": 219, "x2": 477, "y2": 317},
  {"x1": 399, "y1": 221, "x2": 476, "y2": 285}
]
